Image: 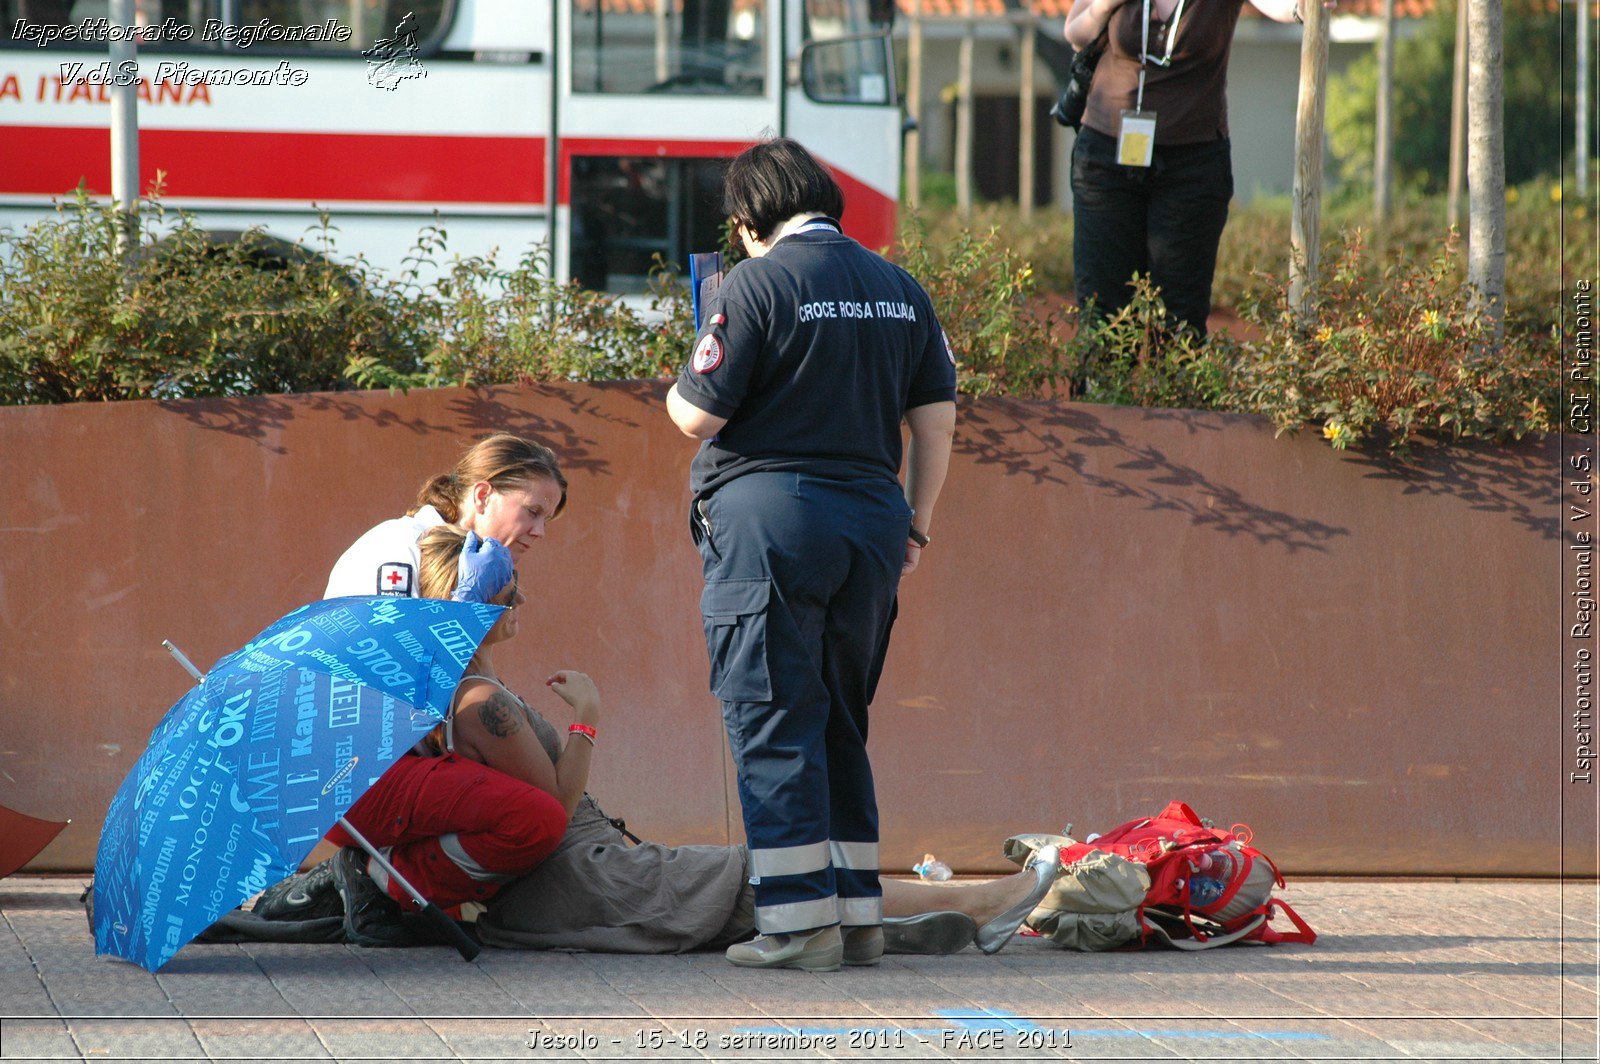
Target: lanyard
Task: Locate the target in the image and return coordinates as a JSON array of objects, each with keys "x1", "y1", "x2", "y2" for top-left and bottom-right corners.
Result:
[{"x1": 1136, "y1": 0, "x2": 1189, "y2": 111}]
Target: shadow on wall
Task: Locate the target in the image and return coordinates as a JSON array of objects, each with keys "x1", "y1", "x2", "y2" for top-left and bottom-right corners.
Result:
[
  {"x1": 957, "y1": 400, "x2": 1351, "y2": 553},
  {"x1": 156, "y1": 383, "x2": 661, "y2": 482},
  {"x1": 157, "y1": 393, "x2": 455, "y2": 454},
  {"x1": 957, "y1": 399, "x2": 1559, "y2": 548},
  {"x1": 1343, "y1": 444, "x2": 1561, "y2": 542}
]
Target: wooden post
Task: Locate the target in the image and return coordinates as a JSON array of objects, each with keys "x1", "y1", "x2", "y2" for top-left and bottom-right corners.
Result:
[
  {"x1": 956, "y1": 0, "x2": 975, "y2": 218},
  {"x1": 1374, "y1": 0, "x2": 1395, "y2": 254},
  {"x1": 1467, "y1": 0, "x2": 1505, "y2": 345},
  {"x1": 1289, "y1": 0, "x2": 1332, "y2": 321},
  {"x1": 907, "y1": 0, "x2": 924, "y2": 209},
  {"x1": 1019, "y1": 16, "x2": 1036, "y2": 219},
  {"x1": 1447, "y1": 0, "x2": 1468, "y2": 230}
]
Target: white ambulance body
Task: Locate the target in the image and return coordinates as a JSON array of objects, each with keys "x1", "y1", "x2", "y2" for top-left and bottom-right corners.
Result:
[{"x1": 0, "y1": 0, "x2": 900, "y2": 291}]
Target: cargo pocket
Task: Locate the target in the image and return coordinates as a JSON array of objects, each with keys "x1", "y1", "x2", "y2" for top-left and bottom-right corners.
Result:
[{"x1": 700, "y1": 579, "x2": 773, "y2": 702}]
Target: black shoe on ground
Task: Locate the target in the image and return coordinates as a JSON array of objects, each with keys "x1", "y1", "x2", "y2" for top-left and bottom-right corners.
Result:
[
  {"x1": 255, "y1": 858, "x2": 342, "y2": 921},
  {"x1": 332, "y1": 847, "x2": 413, "y2": 947}
]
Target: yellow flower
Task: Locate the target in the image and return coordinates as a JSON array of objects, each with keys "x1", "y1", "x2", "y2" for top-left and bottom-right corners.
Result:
[
  {"x1": 1315, "y1": 326, "x2": 1334, "y2": 343},
  {"x1": 1551, "y1": 184, "x2": 1564, "y2": 203},
  {"x1": 1420, "y1": 309, "x2": 1442, "y2": 330},
  {"x1": 1506, "y1": 186, "x2": 1520, "y2": 204}
]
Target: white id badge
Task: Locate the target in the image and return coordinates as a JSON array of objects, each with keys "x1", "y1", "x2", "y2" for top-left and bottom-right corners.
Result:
[{"x1": 1117, "y1": 110, "x2": 1157, "y2": 167}]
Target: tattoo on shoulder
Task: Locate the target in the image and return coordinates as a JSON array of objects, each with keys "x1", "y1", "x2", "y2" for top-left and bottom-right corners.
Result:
[{"x1": 477, "y1": 691, "x2": 524, "y2": 739}]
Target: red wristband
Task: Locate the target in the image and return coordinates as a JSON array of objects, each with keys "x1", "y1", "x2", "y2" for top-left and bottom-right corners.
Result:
[{"x1": 569, "y1": 723, "x2": 597, "y2": 739}]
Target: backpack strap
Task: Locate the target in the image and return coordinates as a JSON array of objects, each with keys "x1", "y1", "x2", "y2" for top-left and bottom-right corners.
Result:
[
  {"x1": 1246, "y1": 899, "x2": 1318, "y2": 945},
  {"x1": 1142, "y1": 912, "x2": 1267, "y2": 950}
]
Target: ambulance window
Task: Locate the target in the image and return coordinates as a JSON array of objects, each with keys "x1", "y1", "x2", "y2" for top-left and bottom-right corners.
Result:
[
  {"x1": 799, "y1": 0, "x2": 891, "y2": 104},
  {"x1": 570, "y1": 156, "x2": 726, "y2": 294},
  {"x1": 803, "y1": 0, "x2": 879, "y2": 40},
  {"x1": 572, "y1": 0, "x2": 765, "y2": 96},
  {"x1": 235, "y1": 0, "x2": 448, "y2": 53}
]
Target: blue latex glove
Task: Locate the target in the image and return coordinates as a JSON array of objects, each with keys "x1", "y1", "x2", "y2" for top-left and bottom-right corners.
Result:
[{"x1": 451, "y1": 531, "x2": 514, "y2": 604}]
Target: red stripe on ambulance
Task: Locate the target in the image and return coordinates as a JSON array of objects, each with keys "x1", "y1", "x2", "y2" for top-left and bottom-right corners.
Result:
[{"x1": 0, "y1": 125, "x2": 546, "y2": 204}]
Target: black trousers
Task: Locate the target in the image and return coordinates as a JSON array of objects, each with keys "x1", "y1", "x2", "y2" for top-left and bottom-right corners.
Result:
[{"x1": 1070, "y1": 126, "x2": 1234, "y2": 337}]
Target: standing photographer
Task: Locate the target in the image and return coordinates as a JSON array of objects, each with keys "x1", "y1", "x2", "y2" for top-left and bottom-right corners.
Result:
[{"x1": 1065, "y1": 0, "x2": 1321, "y2": 336}]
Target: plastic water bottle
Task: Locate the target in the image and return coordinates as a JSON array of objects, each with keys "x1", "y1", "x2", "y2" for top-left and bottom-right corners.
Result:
[
  {"x1": 1188, "y1": 875, "x2": 1225, "y2": 907},
  {"x1": 913, "y1": 853, "x2": 953, "y2": 882}
]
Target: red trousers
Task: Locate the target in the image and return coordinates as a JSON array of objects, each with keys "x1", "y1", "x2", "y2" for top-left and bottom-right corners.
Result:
[{"x1": 327, "y1": 753, "x2": 567, "y2": 910}]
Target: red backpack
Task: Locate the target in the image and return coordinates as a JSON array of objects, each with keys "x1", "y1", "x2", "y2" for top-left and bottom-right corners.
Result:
[{"x1": 1060, "y1": 801, "x2": 1317, "y2": 950}]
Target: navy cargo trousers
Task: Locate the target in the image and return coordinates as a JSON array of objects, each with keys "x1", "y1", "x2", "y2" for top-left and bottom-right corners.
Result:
[{"x1": 694, "y1": 471, "x2": 910, "y2": 935}]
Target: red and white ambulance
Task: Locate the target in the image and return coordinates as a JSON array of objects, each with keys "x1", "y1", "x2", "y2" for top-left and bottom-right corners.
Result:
[{"x1": 0, "y1": 0, "x2": 900, "y2": 291}]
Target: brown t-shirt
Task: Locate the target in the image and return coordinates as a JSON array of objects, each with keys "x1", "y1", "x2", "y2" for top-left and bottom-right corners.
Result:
[{"x1": 1082, "y1": 0, "x2": 1246, "y2": 145}]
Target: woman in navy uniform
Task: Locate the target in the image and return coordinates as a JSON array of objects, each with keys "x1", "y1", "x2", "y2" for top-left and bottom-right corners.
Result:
[{"x1": 667, "y1": 139, "x2": 958, "y2": 971}]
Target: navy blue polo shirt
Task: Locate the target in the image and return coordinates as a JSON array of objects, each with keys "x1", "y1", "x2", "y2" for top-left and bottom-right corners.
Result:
[{"x1": 676, "y1": 226, "x2": 957, "y2": 499}]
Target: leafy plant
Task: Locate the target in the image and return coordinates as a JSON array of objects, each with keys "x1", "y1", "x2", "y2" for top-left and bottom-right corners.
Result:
[
  {"x1": 0, "y1": 189, "x2": 414, "y2": 405},
  {"x1": 892, "y1": 216, "x2": 1072, "y2": 398},
  {"x1": 1226, "y1": 230, "x2": 1558, "y2": 453},
  {"x1": 1073, "y1": 276, "x2": 1233, "y2": 410}
]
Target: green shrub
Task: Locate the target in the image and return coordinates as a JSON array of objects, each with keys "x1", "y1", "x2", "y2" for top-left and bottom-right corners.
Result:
[
  {"x1": 1073, "y1": 276, "x2": 1233, "y2": 410},
  {"x1": 1226, "y1": 230, "x2": 1559, "y2": 453},
  {"x1": 892, "y1": 216, "x2": 1073, "y2": 398},
  {"x1": 0, "y1": 190, "x2": 1566, "y2": 458},
  {"x1": 0, "y1": 191, "x2": 413, "y2": 404},
  {"x1": 0, "y1": 193, "x2": 691, "y2": 405},
  {"x1": 360, "y1": 222, "x2": 689, "y2": 391}
]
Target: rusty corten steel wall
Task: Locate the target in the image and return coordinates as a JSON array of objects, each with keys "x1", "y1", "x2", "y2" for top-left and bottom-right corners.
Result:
[{"x1": 0, "y1": 384, "x2": 1573, "y2": 875}]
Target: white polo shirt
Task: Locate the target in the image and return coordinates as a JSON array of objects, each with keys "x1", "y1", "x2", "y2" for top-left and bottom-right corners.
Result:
[{"x1": 323, "y1": 505, "x2": 448, "y2": 599}]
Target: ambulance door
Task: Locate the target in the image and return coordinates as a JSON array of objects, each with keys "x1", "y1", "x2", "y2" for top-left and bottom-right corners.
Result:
[
  {"x1": 554, "y1": 0, "x2": 781, "y2": 292},
  {"x1": 782, "y1": 0, "x2": 900, "y2": 252}
]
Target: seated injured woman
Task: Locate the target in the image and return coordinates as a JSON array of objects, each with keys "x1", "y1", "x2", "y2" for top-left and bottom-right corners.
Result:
[{"x1": 257, "y1": 525, "x2": 1062, "y2": 959}]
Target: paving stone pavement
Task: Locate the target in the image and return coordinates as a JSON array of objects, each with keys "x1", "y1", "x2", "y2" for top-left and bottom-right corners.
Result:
[{"x1": 0, "y1": 877, "x2": 1593, "y2": 1063}]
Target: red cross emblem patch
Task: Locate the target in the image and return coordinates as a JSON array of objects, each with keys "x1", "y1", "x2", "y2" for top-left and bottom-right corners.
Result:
[
  {"x1": 377, "y1": 562, "x2": 414, "y2": 597},
  {"x1": 692, "y1": 334, "x2": 724, "y2": 374}
]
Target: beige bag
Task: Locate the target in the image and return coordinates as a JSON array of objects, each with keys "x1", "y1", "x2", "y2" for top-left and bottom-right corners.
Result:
[{"x1": 1003, "y1": 833, "x2": 1150, "y2": 952}]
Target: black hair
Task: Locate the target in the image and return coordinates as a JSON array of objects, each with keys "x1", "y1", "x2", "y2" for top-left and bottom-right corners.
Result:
[{"x1": 722, "y1": 138, "x2": 846, "y2": 243}]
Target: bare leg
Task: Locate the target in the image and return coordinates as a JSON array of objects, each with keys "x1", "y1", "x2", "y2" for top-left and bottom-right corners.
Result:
[{"x1": 882, "y1": 865, "x2": 1042, "y2": 926}]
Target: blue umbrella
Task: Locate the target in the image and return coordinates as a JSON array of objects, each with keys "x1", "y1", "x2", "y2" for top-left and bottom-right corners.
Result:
[{"x1": 93, "y1": 596, "x2": 503, "y2": 971}]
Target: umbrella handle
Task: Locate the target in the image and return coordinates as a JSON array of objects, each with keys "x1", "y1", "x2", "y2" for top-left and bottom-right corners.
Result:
[
  {"x1": 416, "y1": 899, "x2": 483, "y2": 961},
  {"x1": 336, "y1": 816, "x2": 480, "y2": 962},
  {"x1": 162, "y1": 640, "x2": 205, "y2": 682}
]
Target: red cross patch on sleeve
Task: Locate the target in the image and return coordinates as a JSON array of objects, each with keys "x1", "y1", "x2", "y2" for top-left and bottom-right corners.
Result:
[
  {"x1": 377, "y1": 562, "x2": 414, "y2": 596},
  {"x1": 692, "y1": 334, "x2": 724, "y2": 374}
]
